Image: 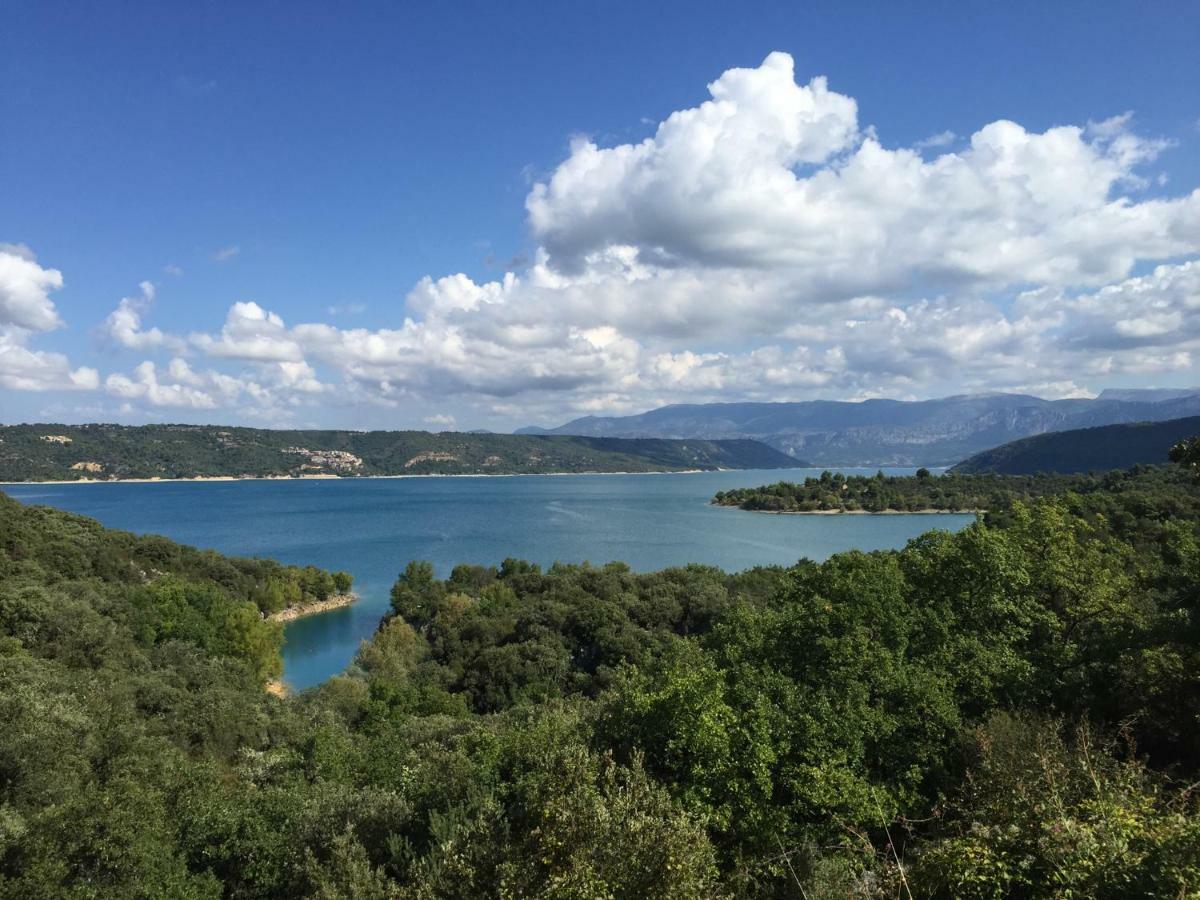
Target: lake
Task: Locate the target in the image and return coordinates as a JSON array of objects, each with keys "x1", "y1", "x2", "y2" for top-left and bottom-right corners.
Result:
[{"x1": 4, "y1": 468, "x2": 974, "y2": 689}]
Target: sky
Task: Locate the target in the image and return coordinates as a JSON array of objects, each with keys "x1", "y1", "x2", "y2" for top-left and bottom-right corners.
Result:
[{"x1": 2, "y1": 0, "x2": 1199, "y2": 431}]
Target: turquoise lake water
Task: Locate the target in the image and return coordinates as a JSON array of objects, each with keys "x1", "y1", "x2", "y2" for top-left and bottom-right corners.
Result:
[{"x1": 4, "y1": 468, "x2": 974, "y2": 690}]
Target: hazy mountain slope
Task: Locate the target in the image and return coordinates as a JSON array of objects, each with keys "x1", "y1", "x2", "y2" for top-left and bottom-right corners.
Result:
[
  {"x1": 520, "y1": 392, "x2": 1200, "y2": 466},
  {"x1": 0, "y1": 424, "x2": 800, "y2": 482},
  {"x1": 1097, "y1": 387, "x2": 1200, "y2": 403},
  {"x1": 950, "y1": 416, "x2": 1200, "y2": 475}
]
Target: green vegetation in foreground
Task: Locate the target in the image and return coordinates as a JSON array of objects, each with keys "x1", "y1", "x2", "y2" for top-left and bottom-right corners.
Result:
[
  {"x1": 711, "y1": 464, "x2": 1200, "y2": 514},
  {"x1": 0, "y1": 499, "x2": 351, "y2": 683},
  {"x1": 3, "y1": 454, "x2": 1200, "y2": 895},
  {"x1": 951, "y1": 414, "x2": 1200, "y2": 474},
  {"x1": 0, "y1": 423, "x2": 799, "y2": 482}
]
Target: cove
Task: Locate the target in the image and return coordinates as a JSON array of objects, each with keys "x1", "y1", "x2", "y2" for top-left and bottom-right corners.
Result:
[{"x1": 4, "y1": 467, "x2": 974, "y2": 690}]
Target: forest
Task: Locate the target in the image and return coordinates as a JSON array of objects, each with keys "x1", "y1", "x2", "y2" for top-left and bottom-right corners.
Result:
[
  {"x1": 712, "y1": 464, "x2": 1200, "y2": 516},
  {"x1": 1, "y1": 446, "x2": 1199, "y2": 896},
  {"x1": 951, "y1": 415, "x2": 1200, "y2": 475}
]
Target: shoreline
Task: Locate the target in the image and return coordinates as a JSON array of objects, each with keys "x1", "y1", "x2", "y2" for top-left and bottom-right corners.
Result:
[
  {"x1": 0, "y1": 467, "x2": 753, "y2": 486},
  {"x1": 0, "y1": 465, "x2": 939, "y2": 489},
  {"x1": 267, "y1": 592, "x2": 357, "y2": 623},
  {"x1": 746, "y1": 508, "x2": 982, "y2": 515}
]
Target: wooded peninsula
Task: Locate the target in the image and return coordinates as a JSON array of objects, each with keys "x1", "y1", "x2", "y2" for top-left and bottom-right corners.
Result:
[{"x1": 712, "y1": 465, "x2": 1196, "y2": 515}]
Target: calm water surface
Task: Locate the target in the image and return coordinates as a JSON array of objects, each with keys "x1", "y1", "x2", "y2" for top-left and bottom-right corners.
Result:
[{"x1": 5, "y1": 469, "x2": 974, "y2": 689}]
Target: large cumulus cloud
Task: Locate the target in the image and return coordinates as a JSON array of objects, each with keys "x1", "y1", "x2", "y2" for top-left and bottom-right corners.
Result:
[
  {"x1": 0, "y1": 244, "x2": 98, "y2": 392},
  {"x1": 12, "y1": 52, "x2": 1200, "y2": 422},
  {"x1": 527, "y1": 52, "x2": 1196, "y2": 293}
]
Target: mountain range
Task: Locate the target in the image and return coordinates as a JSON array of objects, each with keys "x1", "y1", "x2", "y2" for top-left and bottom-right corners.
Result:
[{"x1": 519, "y1": 389, "x2": 1200, "y2": 466}]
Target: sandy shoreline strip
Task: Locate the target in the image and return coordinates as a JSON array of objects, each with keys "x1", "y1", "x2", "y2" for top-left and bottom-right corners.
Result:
[
  {"x1": 0, "y1": 468, "x2": 727, "y2": 486},
  {"x1": 267, "y1": 593, "x2": 357, "y2": 623},
  {"x1": 717, "y1": 505, "x2": 983, "y2": 515}
]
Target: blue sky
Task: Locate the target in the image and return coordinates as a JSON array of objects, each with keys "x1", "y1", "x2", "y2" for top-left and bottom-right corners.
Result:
[{"x1": 3, "y1": 1, "x2": 1199, "y2": 429}]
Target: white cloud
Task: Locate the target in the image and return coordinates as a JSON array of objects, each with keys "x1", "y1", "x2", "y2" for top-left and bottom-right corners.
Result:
[
  {"x1": 192, "y1": 301, "x2": 304, "y2": 361},
  {"x1": 0, "y1": 244, "x2": 64, "y2": 332},
  {"x1": 152, "y1": 248, "x2": 1198, "y2": 424},
  {"x1": 527, "y1": 52, "x2": 1195, "y2": 294},
  {"x1": 6, "y1": 55, "x2": 1200, "y2": 426},
  {"x1": 213, "y1": 245, "x2": 240, "y2": 263},
  {"x1": 1006, "y1": 381, "x2": 1097, "y2": 400},
  {"x1": 106, "y1": 360, "x2": 217, "y2": 408},
  {"x1": 105, "y1": 358, "x2": 269, "y2": 409},
  {"x1": 0, "y1": 244, "x2": 99, "y2": 392},
  {"x1": 0, "y1": 327, "x2": 99, "y2": 391},
  {"x1": 1017, "y1": 260, "x2": 1200, "y2": 373},
  {"x1": 272, "y1": 360, "x2": 325, "y2": 394},
  {"x1": 914, "y1": 130, "x2": 956, "y2": 149},
  {"x1": 100, "y1": 281, "x2": 187, "y2": 352}
]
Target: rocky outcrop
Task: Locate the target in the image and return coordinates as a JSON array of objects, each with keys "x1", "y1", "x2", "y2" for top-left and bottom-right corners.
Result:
[
  {"x1": 281, "y1": 447, "x2": 363, "y2": 471},
  {"x1": 404, "y1": 451, "x2": 459, "y2": 468},
  {"x1": 267, "y1": 593, "x2": 357, "y2": 623}
]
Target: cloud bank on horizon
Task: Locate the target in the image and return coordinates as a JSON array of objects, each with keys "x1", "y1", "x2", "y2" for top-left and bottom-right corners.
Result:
[{"x1": 3, "y1": 52, "x2": 1199, "y2": 427}]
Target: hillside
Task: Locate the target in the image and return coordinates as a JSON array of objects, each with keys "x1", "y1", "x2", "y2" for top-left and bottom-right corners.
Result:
[
  {"x1": 4, "y1": 460, "x2": 1200, "y2": 895},
  {"x1": 951, "y1": 416, "x2": 1200, "y2": 474},
  {"x1": 713, "y1": 465, "x2": 1195, "y2": 514},
  {"x1": 0, "y1": 424, "x2": 799, "y2": 482},
  {"x1": 519, "y1": 390, "x2": 1200, "y2": 465}
]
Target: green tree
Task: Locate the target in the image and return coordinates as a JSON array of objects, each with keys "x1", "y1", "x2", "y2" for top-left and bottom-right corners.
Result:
[
  {"x1": 903, "y1": 714, "x2": 1200, "y2": 899},
  {"x1": 1171, "y1": 435, "x2": 1200, "y2": 478}
]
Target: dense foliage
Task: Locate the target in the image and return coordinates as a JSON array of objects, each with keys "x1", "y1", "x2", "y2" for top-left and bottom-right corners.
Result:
[
  {"x1": 712, "y1": 464, "x2": 1199, "y2": 515},
  {"x1": 2, "y1": 455, "x2": 1200, "y2": 896},
  {"x1": 0, "y1": 423, "x2": 796, "y2": 481},
  {"x1": 1173, "y1": 436, "x2": 1200, "y2": 476},
  {"x1": 952, "y1": 415, "x2": 1200, "y2": 474}
]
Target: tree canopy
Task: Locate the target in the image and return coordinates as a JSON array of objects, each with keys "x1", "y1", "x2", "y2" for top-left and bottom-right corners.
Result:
[{"x1": 2, "y1": 448, "x2": 1200, "y2": 896}]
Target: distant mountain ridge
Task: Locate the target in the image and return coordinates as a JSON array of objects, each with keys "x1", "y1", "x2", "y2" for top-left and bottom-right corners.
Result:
[
  {"x1": 0, "y1": 424, "x2": 799, "y2": 482},
  {"x1": 950, "y1": 416, "x2": 1200, "y2": 475},
  {"x1": 519, "y1": 390, "x2": 1200, "y2": 466},
  {"x1": 1096, "y1": 387, "x2": 1200, "y2": 403}
]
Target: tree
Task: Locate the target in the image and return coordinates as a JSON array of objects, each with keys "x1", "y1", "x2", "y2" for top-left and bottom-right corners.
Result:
[
  {"x1": 902, "y1": 714, "x2": 1200, "y2": 899},
  {"x1": 1171, "y1": 436, "x2": 1200, "y2": 478},
  {"x1": 389, "y1": 561, "x2": 444, "y2": 625}
]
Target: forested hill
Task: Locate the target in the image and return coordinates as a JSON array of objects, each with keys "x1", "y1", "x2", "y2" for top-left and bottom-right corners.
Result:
[
  {"x1": 0, "y1": 491, "x2": 350, "y2": 682},
  {"x1": 952, "y1": 415, "x2": 1200, "y2": 474},
  {"x1": 4, "y1": 459, "x2": 1200, "y2": 895},
  {"x1": 713, "y1": 465, "x2": 1195, "y2": 514},
  {"x1": 0, "y1": 423, "x2": 799, "y2": 481}
]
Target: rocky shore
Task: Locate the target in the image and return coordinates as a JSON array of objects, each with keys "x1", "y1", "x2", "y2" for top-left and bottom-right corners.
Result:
[{"x1": 267, "y1": 592, "x2": 357, "y2": 623}]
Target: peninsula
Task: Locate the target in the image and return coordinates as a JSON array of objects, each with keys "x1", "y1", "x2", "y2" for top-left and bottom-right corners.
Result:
[
  {"x1": 266, "y1": 592, "x2": 357, "y2": 622},
  {"x1": 711, "y1": 466, "x2": 1188, "y2": 514}
]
